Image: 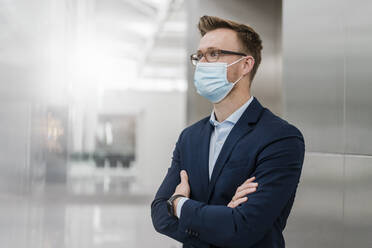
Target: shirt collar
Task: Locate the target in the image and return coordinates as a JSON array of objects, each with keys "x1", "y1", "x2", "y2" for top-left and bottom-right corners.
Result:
[{"x1": 209, "y1": 96, "x2": 254, "y2": 127}]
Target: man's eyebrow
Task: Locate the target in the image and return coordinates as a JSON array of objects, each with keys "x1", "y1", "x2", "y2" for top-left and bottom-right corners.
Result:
[{"x1": 197, "y1": 47, "x2": 219, "y2": 52}]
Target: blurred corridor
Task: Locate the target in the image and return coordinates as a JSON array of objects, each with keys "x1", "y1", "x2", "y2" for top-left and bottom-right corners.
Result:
[{"x1": 0, "y1": 0, "x2": 371, "y2": 247}]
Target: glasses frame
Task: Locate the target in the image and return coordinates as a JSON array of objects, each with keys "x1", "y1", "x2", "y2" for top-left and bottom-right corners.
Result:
[{"x1": 190, "y1": 48, "x2": 247, "y2": 66}]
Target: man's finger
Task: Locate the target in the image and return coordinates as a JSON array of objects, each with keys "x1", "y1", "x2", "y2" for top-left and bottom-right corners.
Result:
[
  {"x1": 236, "y1": 182, "x2": 258, "y2": 193},
  {"x1": 229, "y1": 197, "x2": 248, "y2": 208},
  {"x1": 236, "y1": 177, "x2": 256, "y2": 191},
  {"x1": 244, "y1": 176, "x2": 256, "y2": 184},
  {"x1": 236, "y1": 182, "x2": 258, "y2": 194},
  {"x1": 232, "y1": 187, "x2": 256, "y2": 201},
  {"x1": 241, "y1": 177, "x2": 257, "y2": 188},
  {"x1": 180, "y1": 170, "x2": 188, "y2": 183}
]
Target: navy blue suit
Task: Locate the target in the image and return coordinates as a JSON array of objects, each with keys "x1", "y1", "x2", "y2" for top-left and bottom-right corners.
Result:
[{"x1": 151, "y1": 97, "x2": 305, "y2": 248}]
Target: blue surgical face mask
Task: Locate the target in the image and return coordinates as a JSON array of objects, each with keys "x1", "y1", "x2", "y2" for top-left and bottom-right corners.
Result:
[{"x1": 193, "y1": 57, "x2": 246, "y2": 103}]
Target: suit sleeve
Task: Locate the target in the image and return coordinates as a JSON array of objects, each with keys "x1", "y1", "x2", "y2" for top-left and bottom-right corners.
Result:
[
  {"x1": 176, "y1": 131, "x2": 305, "y2": 248},
  {"x1": 151, "y1": 130, "x2": 209, "y2": 247}
]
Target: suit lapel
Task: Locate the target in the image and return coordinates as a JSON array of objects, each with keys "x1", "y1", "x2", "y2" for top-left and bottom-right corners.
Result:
[
  {"x1": 206, "y1": 97, "x2": 264, "y2": 202},
  {"x1": 197, "y1": 118, "x2": 214, "y2": 202}
]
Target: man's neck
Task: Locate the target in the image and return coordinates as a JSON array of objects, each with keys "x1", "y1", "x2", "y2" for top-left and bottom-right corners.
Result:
[{"x1": 213, "y1": 91, "x2": 251, "y2": 123}]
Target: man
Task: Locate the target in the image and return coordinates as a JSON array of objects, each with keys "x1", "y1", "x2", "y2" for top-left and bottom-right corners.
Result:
[{"x1": 151, "y1": 15, "x2": 305, "y2": 248}]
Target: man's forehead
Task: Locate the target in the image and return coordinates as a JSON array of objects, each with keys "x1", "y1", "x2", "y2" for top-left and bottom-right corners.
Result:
[{"x1": 197, "y1": 28, "x2": 240, "y2": 52}]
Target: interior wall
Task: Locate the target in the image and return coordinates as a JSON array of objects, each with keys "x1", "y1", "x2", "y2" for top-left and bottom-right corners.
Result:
[{"x1": 283, "y1": 0, "x2": 372, "y2": 247}]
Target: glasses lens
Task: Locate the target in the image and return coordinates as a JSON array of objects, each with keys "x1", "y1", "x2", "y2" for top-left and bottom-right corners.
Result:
[
  {"x1": 190, "y1": 54, "x2": 199, "y2": 66},
  {"x1": 206, "y1": 49, "x2": 219, "y2": 62}
]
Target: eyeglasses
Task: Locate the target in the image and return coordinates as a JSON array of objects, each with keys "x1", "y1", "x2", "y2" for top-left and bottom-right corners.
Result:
[{"x1": 190, "y1": 48, "x2": 247, "y2": 66}]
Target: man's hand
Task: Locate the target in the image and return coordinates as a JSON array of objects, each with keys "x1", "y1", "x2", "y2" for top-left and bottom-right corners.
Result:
[
  {"x1": 172, "y1": 170, "x2": 190, "y2": 214},
  {"x1": 227, "y1": 176, "x2": 258, "y2": 208},
  {"x1": 171, "y1": 171, "x2": 257, "y2": 213}
]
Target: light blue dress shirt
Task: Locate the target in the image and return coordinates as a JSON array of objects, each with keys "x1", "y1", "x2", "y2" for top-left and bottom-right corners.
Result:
[{"x1": 176, "y1": 96, "x2": 254, "y2": 218}]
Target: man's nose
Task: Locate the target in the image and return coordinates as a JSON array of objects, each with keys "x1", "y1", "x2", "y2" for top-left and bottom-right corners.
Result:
[{"x1": 199, "y1": 56, "x2": 207, "y2": 63}]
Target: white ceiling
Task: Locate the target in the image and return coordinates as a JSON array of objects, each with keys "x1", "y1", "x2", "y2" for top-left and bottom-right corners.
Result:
[{"x1": 0, "y1": 0, "x2": 187, "y2": 92}]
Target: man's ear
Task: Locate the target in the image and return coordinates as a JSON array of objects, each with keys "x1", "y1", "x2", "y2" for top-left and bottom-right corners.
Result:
[{"x1": 243, "y1": 56, "x2": 255, "y2": 76}]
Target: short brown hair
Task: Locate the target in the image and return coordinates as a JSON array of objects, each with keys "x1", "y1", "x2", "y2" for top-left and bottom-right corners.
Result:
[{"x1": 198, "y1": 15, "x2": 263, "y2": 82}]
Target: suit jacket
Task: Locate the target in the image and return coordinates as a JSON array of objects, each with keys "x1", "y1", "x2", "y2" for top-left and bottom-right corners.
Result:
[{"x1": 151, "y1": 97, "x2": 305, "y2": 248}]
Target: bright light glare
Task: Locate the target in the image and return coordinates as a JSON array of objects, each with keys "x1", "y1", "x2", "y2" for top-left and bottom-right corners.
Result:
[{"x1": 73, "y1": 34, "x2": 138, "y2": 87}]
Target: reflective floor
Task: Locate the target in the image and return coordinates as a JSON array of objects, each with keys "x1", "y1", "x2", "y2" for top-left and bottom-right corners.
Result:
[
  {"x1": 0, "y1": 161, "x2": 181, "y2": 248},
  {"x1": 0, "y1": 191, "x2": 180, "y2": 248}
]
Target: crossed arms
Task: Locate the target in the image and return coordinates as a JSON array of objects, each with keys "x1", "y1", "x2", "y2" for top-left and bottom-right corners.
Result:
[{"x1": 151, "y1": 131, "x2": 305, "y2": 248}]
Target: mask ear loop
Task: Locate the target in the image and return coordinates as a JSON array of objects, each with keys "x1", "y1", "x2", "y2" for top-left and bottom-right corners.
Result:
[
  {"x1": 227, "y1": 56, "x2": 248, "y2": 67},
  {"x1": 227, "y1": 56, "x2": 248, "y2": 85},
  {"x1": 232, "y1": 74, "x2": 244, "y2": 85}
]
